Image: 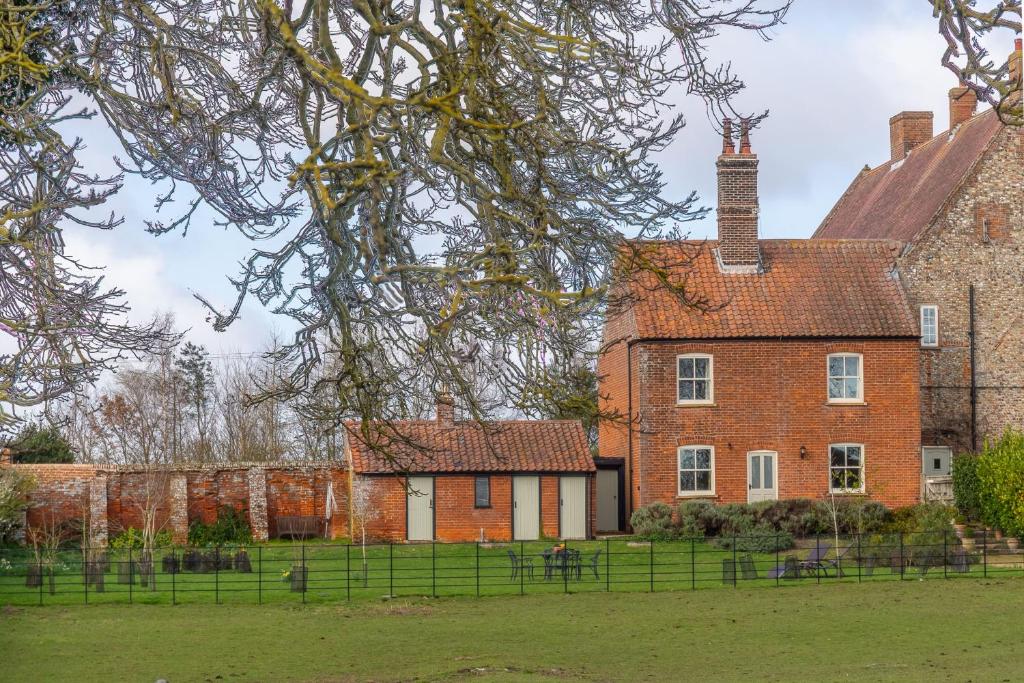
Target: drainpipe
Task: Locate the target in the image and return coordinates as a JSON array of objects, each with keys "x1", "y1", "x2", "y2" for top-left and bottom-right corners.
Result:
[
  {"x1": 969, "y1": 285, "x2": 977, "y2": 453},
  {"x1": 626, "y1": 341, "x2": 634, "y2": 521}
]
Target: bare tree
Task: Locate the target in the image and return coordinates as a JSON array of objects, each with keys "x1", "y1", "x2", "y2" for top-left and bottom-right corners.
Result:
[
  {"x1": 930, "y1": 1, "x2": 1022, "y2": 124},
  {"x1": 347, "y1": 475, "x2": 380, "y2": 588},
  {"x1": 7, "y1": 0, "x2": 791, "y2": 462}
]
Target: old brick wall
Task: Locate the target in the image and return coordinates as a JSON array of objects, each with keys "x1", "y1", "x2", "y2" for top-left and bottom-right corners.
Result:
[
  {"x1": 629, "y1": 338, "x2": 921, "y2": 511},
  {"x1": 16, "y1": 465, "x2": 98, "y2": 537},
  {"x1": 900, "y1": 125, "x2": 1024, "y2": 452}
]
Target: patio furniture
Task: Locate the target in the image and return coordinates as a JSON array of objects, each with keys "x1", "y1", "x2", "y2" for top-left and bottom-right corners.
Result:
[
  {"x1": 739, "y1": 553, "x2": 759, "y2": 580},
  {"x1": 587, "y1": 549, "x2": 603, "y2": 580},
  {"x1": 798, "y1": 543, "x2": 832, "y2": 576},
  {"x1": 542, "y1": 548, "x2": 580, "y2": 581},
  {"x1": 507, "y1": 549, "x2": 534, "y2": 582},
  {"x1": 823, "y1": 545, "x2": 854, "y2": 577},
  {"x1": 275, "y1": 516, "x2": 325, "y2": 540}
]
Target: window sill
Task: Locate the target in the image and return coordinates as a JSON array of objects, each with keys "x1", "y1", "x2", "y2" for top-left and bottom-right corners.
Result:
[
  {"x1": 677, "y1": 492, "x2": 717, "y2": 499},
  {"x1": 828, "y1": 491, "x2": 867, "y2": 497},
  {"x1": 676, "y1": 402, "x2": 716, "y2": 408},
  {"x1": 826, "y1": 401, "x2": 867, "y2": 407},
  {"x1": 474, "y1": 505, "x2": 492, "y2": 510}
]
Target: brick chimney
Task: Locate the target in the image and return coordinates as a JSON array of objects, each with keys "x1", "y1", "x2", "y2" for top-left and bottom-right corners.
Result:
[
  {"x1": 889, "y1": 111, "x2": 933, "y2": 161},
  {"x1": 948, "y1": 81, "x2": 977, "y2": 129},
  {"x1": 1007, "y1": 38, "x2": 1022, "y2": 111},
  {"x1": 716, "y1": 118, "x2": 760, "y2": 271},
  {"x1": 436, "y1": 394, "x2": 455, "y2": 426}
]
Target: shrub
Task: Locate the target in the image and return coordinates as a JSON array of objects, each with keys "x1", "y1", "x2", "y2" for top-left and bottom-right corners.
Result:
[
  {"x1": 5, "y1": 423, "x2": 74, "y2": 463},
  {"x1": 951, "y1": 453, "x2": 982, "y2": 523},
  {"x1": 110, "y1": 528, "x2": 173, "y2": 550},
  {"x1": 713, "y1": 522, "x2": 795, "y2": 553},
  {"x1": 833, "y1": 500, "x2": 890, "y2": 535},
  {"x1": 630, "y1": 502, "x2": 677, "y2": 540},
  {"x1": 976, "y1": 429, "x2": 1024, "y2": 537},
  {"x1": 0, "y1": 468, "x2": 35, "y2": 544},
  {"x1": 884, "y1": 503, "x2": 954, "y2": 535},
  {"x1": 188, "y1": 505, "x2": 253, "y2": 547}
]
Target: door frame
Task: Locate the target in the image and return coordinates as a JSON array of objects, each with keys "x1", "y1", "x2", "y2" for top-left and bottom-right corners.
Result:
[
  {"x1": 557, "y1": 474, "x2": 590, "y2": 540},
  {"x1": 405, "y1": 475, "x2": 436, "y2": 541},
  {"x1": 511, "y1": 475, "x2": 542, "y2": 541},
  {"x1": 593, "y1": 457, "x2": 626, "y2": 532},
  {"x1": 746, "y1": 450, "x2": 779, "y2": 503}
]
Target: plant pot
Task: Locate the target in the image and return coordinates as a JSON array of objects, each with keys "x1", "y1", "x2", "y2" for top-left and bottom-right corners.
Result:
[
  {"x1": 183, "y1": 550, "x2": 201, "y2": 572},
  {"x1": 162, "y1": 554, "x2": 180, "y2": 574},
  {"x1": 290, "y1": 564, "x2": 308, "y2": 592},
  {"x1": 994, "y1": 529, "x2": 1004, "y2": 541},
  {"x1": 1006, "y1": 538, "x2": 1020, "y2": 552},
  {"x1": 952, "y1": 524, "x2": 967, "y2": 538},
  {"x1": 234, "y1": 551, "x2": 252, "y2": 573},
  {"x1": 960, "y1": 537, "x2": 976, "y2": 552}
]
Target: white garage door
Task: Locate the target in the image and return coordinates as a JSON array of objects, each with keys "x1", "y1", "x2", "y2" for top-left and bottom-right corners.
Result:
[
  {"x1": 513, "y1": 476, "x2": 540, "y2": 541},
  {"x1": 559, "y1": 476, "x2": 587, "y2": 540},
  {"x1": 407, "y1": 476, "x2": 434, "y2": 541}
]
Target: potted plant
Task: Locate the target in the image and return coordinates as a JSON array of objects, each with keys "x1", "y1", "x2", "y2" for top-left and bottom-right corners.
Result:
[
  {"x1": 960, "y1": 531, "x2": 976, "y2": 552},
  {"x1": 234, "y1": 546, "x2": 252, "y2": 573},
  {"x1": 1006, "y1": 537, "x2": 1020, "y2": 552},
  {"x1": 951, "y1": 516, "x2": 967, "y2": 538}
]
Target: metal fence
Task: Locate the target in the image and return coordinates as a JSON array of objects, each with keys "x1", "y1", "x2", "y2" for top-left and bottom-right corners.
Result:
[{"x1": 1, "y1": 530, "x2": 1020, "y2": 606}]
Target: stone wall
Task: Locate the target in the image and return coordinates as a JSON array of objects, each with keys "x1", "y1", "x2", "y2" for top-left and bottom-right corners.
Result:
[
  {"x1": 899, "y1": 125, "x2": 1024, "y2": 452},
  {"x1": 5, "y1": 463, "x2": 349, "y2": 547}
]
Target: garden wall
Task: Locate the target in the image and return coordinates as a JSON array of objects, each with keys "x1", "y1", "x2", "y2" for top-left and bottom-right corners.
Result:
[{"x1": 6, "y1": 463, "x2": 350, "y2": 547}]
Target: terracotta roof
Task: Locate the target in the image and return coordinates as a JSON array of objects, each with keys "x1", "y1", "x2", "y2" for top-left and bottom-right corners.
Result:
[
  {"x1": 622, "y1": 239, "x2": 917, "y2": 339},
  {"x1": 813, "y1": 109, "x2": 1003, "y2": 241},
  {"x1": 346, "y1": 420, "x2": 594, "y2": 474}
]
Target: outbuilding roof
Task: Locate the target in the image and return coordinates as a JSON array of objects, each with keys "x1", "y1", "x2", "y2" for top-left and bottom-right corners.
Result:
[
  {"x1": 618, "y1": 239, "x2": 917, "y2": 340},
  {"x1": 346, "y1": 419, "x2": 594, "y2": 475}
]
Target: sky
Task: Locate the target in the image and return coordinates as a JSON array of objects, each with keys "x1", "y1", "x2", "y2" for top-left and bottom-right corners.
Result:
[{"x1": 59, "y1": 1, "x2": 987, "y2": 357}]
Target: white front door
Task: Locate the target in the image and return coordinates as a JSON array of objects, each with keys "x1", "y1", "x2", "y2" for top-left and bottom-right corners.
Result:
[
  {"x1": 747, "y1": 451, "x2": 778, "y2": 503},
  {"x1": 513, "y1": 476, "x2": 540, "y2": 541},
  {"x1": 559, "y1": 476, "x2": 587, "y2": 540},
  {"x1": 596, "y1": 469, "x2": 620, "y2": 532},
  {"x1": 406, "y1": 476, "x2": 434, "y2": 541}
]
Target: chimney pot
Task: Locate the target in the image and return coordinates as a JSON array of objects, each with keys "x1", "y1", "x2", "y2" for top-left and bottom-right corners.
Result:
[
  {"x1": 889, "y1": 111, "x2": 933, "y2": 161},
  {"x1": 738, "y1": 119, "x2": 752, "y2": 154},
  {"x1": 721, "y1": 118, "x2": 734, "y2": 155}
]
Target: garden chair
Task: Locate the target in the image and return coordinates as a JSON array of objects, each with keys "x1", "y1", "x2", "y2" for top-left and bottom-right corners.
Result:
[
  {"x1": 824, "y1": 545, "x2": 853, "y2": 577},
  {"x1": 798, "y1": 543, "x2": 832, "y2": 576},
  {"x1": 507, "y1": 549, "x2": 534, "y2": 582},
  {"x1": 739, "y1": 553, "x2": 759, "y2": 580},
  {"x1": 586, "y1": 549, "x2": 602, "y2": 580}
]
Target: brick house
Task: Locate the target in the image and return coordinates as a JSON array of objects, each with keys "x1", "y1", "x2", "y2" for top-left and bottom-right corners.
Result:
[
  {"x1": 344, "y1": 401, "x2": 595, "y2": 542},
  {"x1": 597, "y1": 120, "x2": 923, "y2": 526},
  {"x1": 814, "y1": 41, "x2": 1023, "y2": 468}
]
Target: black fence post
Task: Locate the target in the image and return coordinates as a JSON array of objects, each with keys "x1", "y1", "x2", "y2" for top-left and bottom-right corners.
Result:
[
  {"x1": 128, "y1": 546, "x2": 133, "y2": 605},
  {"x1": 899, "y1": 532, "x2": 904, "y2": 580},
  {"x1": 519, "y1": 541, "x2": 524, "y2": 596},
  {"x1": 172, "y1": 548, "x2": 176, "y2": 605},
  {"x1": 345, "y1": 544, "x2": 351, "y2": 601},
  {"x1": 775, "y1": 534, "x2": 780, "y2": 588},
  {"x1": 432, "y1": 541, "x2": 436, "y2": 598},
  {"x1": 564, "y1": 541, "x2": 569, "y2": 594},
  {"x1": 38, "y1": 555, "x2": 44, "y2": 607},
  {"x1": 856, "y1": 533, "x2": 862, "y2": 584},
  {"x1": 982, "y1": 529, "x2": 988, "y2": 578},
  {"x1": 475, "y1": 542, "x2": 480, "y2": 598},
  {"x1": 815, "y1": 534, "x2": 821, "y2": 585},
  {"x1": 732, "y1": 536, "x2": 738, "y2": 587},
  {"x1": 301, "y1": 544, "x2": 306, "y2": 604},
  {"x1": 943, "y1": 529, "x2": 948, "y2": 580},
  {"x1": 605, "y1": 538, "x2": 610, "y2": 592},
  {"x1": 84, "y1": 550, "x2": 89, "y2": 605},
  {"x1": 649, "y1": 540, "x2": 654, "y2": 593},
  {"x1": 389, "y1": 543, "x2": 394, "y2": 597},
  {"x1": 690, "y1": 537, "x2": 696, "y2": 591},
  {"x1": 215, "y1": 547, "x2": 220, "y2": 605},
  {"x1": 257, "y1": 546, "x2": 262, "y2": 605}
]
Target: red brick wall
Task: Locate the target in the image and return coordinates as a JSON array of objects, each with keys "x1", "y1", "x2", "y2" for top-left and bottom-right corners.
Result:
[
  {"x1": 16, "y1": 465, "x2": 97, "y2": 531},
  {"x1": 615, "y1": 338, "x2": 920, "y2": 514}
]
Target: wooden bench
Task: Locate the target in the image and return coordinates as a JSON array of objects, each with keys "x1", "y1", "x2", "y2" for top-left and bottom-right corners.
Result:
[{"x1": 275, "y1": 516, "x2": 325, "y2": 540}]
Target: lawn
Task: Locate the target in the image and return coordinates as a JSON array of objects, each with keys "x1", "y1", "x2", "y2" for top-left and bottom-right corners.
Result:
[
  {"x1": 1, "y1": 577, "x2": 1021, "y2": 682},
  {"x1": 2, "y1": 534, "x2": 1017, "y2": 606}
]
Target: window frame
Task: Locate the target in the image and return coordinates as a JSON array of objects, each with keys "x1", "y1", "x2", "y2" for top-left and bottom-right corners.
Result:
[
  {"x1": 920, "y1": 305, "x2": 939, "y2": 348},
  {"x1": 676, "y1": 353, "x2": 714, "y2": 406},
  {"x1": 829, "y1": 443, "x2": 866, "y2": 494},
  {"x1": 677, "y1": 445, "x2": 716, "y2": 497},
  {"x1": 473, "y1": 475, "x2": 491, "y2": 509},
  {"x1": 826, "y1": 352, "x2": 864, "y2": 404}
]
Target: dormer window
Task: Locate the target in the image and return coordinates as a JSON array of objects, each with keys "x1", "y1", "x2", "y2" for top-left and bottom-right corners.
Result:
[
  {"x1": 827, "y1": 353, "x2": 863, "y2": 403},
  {"x1": 677, "y1": 354, "x2": 713, "y2": 405},
  {"x1": 920, "y1": 305, "x2": 938, "y2": 347}
]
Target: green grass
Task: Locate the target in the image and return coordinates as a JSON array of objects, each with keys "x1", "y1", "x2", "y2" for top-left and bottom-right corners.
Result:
[
  {"x1": 1, "y1": 577, "x2": 1021, "y2": 682},
  {"x1": 1, "y1": 535, "x2": 1019, "y2": 606}
]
